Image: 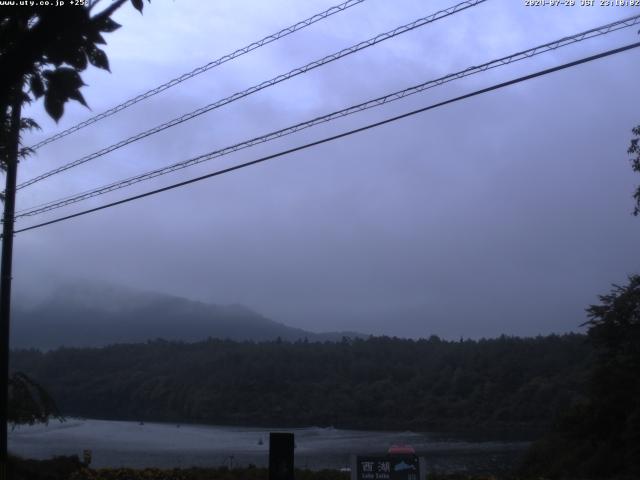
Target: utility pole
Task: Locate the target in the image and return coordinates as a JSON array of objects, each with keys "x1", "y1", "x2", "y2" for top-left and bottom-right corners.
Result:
[{"x1": 0, "y1": 86, "x2": 22, "y2": 480}]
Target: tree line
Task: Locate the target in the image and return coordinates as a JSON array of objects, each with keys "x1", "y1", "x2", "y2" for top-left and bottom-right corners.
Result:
[{"x1": 11, "y1": 334, "x2": 591, "y2": 432}]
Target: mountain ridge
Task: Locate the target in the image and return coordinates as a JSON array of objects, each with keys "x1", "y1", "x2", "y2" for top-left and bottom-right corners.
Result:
[{"x1": 11, "y1": 282, "x2": 365, "y2": 349}]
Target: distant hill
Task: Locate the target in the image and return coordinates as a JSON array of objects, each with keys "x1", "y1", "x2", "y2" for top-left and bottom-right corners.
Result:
[{"x1": 11, "y1": 283, "x2": 363, "y2": 349}]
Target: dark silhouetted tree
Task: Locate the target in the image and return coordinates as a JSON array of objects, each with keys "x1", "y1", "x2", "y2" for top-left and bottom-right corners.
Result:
[
  {"x1": 523, "y1": 276, "x2": 640, "y2": 478},
  {"x1": 629, "y1": 125, "x2": 640, "y2": 216},
  {"x1": 583, "y1": 276, "x2": 640, "y2": 473},
  {"x1": 1, "y1": 1, "x2": 152, "y2": 472},
  {"x1": 7, "y1": 373, "x2": 62, "y2": 427},
  {"x1": 522, "y1": 123, "x2": 640, "y2": 478},
  {"x1": 0, "y1": 0, "x2": 151, "y2": 126}
]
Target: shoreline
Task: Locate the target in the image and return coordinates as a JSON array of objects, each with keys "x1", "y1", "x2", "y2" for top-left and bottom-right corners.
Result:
[
  {"x1": 9, "y1": 418, "x2": 531, "y2": 473},
  {"x1": 38, "y1": 414, "x2": 543, "y2": 442}
]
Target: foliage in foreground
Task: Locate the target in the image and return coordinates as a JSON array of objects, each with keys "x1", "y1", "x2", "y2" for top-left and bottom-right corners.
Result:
[
  {"x1": 521, "y1": 276, "x2": 640, "y2": 479},
  {"x1": 628, "y1": 125, "x2": 640, "y2": 216},
  {"x1": 8, "y1": 372, "x2": 62, "y2": 426},
  {"x1": 69, "y1": 466, "x2": 349, "y2": 480},
  {"x1": 6, "y1": 456, "x2": 531, "y2": 480},
  {"x1": 0, "y1": 0, "x2": 151, "y2": 123}
]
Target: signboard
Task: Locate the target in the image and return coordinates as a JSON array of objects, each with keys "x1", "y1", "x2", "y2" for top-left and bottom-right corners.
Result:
[{"x1": 353, "y1": 455, "x2": 423, "y2": 480}]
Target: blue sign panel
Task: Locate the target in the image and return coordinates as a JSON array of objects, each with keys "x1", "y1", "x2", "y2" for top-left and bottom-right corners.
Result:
[{"x1": 355, "y1": 455, "x2": 420, "y2": 480}]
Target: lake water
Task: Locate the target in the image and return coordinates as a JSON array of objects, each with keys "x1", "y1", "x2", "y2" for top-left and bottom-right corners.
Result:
[{"x1": 8, "y1": 418, "x2": 531, "y2": 474}]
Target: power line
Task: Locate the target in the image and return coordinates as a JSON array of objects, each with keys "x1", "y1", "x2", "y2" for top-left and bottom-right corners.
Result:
[
  {"x1": 16, "y1": 13, "x2": 640, "y2": 219},
  {"x1": 27, "y1": 0, "x2": 367, "y2": 151},
  {"x1": 12, "y1": 41, "x2": 640, "y2": 236},
  {"x1": 15, "y1": 0, "x2": 486, "y2": 191}
]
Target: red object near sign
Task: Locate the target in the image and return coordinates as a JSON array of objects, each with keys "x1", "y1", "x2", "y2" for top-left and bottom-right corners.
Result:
[{"x1": 387, "y1": 445, "x2": 416, "y2": 455}]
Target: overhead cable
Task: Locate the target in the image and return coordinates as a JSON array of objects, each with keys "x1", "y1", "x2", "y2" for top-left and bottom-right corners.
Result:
[
  {"x1": 16, "y1": 0, "x2": 486, "y2": 191},
  {"x1": 27, "y1": 0, "x2": 367, "y2": 151},
  {"x1": 16, "y1": 13, "x2": 640, "y2": 219},
  {"x1": 12, "y1": 41, "x2": 640, "y2": 236}
]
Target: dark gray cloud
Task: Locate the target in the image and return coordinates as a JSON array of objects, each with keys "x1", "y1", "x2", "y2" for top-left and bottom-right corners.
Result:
[{"x1": 11, "y1": 0, "x2": 640, "y2": 339}]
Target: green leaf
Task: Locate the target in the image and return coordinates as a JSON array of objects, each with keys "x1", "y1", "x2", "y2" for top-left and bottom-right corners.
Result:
[
  {"x1": 43, "y1": 67, "x2": 86, "y2": 89},
  {"x1": 68, "y1": 89, "x2": 88, "y2": 107},
  {"x1": 87, "y1": 46, "x2": 109, "y2": 71},
  {"x1": 42, "y1": 68, "x2": 88, "y2": 120},
  {"x1": 29, "y1": 74, "x2": 44, "y2": 99},
  {"x1": 44, "y1": 43, "x2": 67, "y2": 67},
  {"x1": 131, "y1": 0, "x2": 144, "y2": 12},
  {"x1": 19, "y1": 147, "x2": 36, "y2": 160},
  {"x1": 97, "y1": 16, "x2": 121, "y2": 33},
  {"x1": 66, "y1": 49, "x2": 88, "y2": 71},
  {"x1": 44, "y1": 93, "x2": 64, "y2": 122},
  {"x1": 20, "y1": 118, "x2": 41, "y2": 131},
  {"x1": 87, "y1": 29, "x2": 107, "y2": 45}
]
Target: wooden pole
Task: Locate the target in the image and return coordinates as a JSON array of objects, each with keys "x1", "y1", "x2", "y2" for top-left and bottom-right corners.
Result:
[{"x1": 0, "y1": 87, "x2": 22, "y2": 480}]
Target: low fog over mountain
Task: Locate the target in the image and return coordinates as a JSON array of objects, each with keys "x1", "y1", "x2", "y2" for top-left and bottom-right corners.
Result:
[{"x1": 11, "y1": 282, "x2": 363, "y2": 349}]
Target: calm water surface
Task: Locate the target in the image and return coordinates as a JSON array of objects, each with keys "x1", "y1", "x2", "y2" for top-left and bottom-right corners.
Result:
[{"x1": 8, "y1": 418, "x2": 531, "y2": 474}]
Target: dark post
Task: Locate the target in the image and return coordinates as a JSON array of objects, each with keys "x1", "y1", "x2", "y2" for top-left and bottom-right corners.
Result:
[
  {"x1": 0, "y1": 89, "x2": 22, "y2": 479},
  {"x1": 269, "y1": 432, "x2": 294, "y2": 480}
]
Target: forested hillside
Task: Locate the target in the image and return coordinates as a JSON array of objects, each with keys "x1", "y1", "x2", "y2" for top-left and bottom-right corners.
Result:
[
  {"x1": 11, "y1": 283, "x2": 361, "y2": 349},
  {"x1": 12, "y1": 334, "x2": 591, "y2": 431}
]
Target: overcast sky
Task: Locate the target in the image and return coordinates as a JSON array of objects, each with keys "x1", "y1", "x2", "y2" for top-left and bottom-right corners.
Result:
[{"x1": 12, "y1": 0, "x2": 640, "y2": 339}]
